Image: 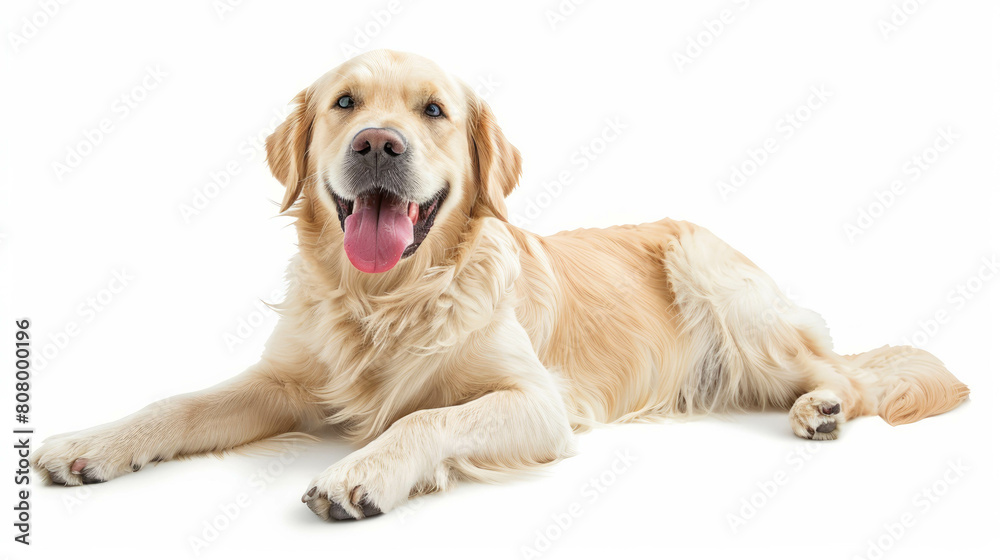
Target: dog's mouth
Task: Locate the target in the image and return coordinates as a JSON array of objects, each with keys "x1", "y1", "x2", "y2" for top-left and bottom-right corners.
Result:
[{"x1": 330, "y1": 184, "x2": 447, "y2": 274}]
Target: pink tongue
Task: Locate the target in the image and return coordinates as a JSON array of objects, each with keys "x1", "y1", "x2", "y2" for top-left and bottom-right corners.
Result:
[{"x1": 343, "y1": 193, "x2": 415, "y2": 273}]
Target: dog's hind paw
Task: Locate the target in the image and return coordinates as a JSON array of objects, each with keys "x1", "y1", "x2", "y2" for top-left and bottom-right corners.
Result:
[{"x1": 789, "y1": 390, "x2": 844, "y2": 440}]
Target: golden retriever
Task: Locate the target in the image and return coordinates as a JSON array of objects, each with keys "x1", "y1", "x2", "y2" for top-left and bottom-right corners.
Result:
[{"x1": 32, "y1": 50, "x2": 970, "y2": 520}]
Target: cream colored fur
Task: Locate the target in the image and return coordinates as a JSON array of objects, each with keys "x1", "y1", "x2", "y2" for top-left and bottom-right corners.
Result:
[{"x1": 32, "y1": 51, "x2": 969, "y2": 519}]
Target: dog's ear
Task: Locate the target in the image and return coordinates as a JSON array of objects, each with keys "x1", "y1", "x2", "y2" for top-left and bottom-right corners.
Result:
[
  {"x1": 266, "y1": 88, "x2": 315, "y2": 213},
  {"x1": 466, "y1": 86, "x2": 522, "y2": 220}
]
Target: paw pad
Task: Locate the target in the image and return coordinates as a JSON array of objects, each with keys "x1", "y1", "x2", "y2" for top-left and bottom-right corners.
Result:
[{"x1": 789, "y1": 390, "x2": 844, "y2": 441}]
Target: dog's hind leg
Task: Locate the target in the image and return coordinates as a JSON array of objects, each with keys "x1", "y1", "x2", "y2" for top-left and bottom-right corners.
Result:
[
  {"x1": 661, "y1": 224, "x2": 967, "y2": 440},
  {"x1": 663, "y1": 225, "x2": 825, "y2": 418}
]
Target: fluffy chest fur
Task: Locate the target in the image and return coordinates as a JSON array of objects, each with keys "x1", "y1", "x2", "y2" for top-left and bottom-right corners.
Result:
[{"x1": 278, "y1": 219, "x2": 522, "y2": 442}]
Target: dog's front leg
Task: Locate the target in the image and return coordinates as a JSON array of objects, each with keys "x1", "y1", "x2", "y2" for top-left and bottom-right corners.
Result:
[
  {"x1": 31, "y1": 359, "x2": 325, "y2": 485},
  {"x1": 303, "y1": 319, "x2": 574, "y2": 520}
]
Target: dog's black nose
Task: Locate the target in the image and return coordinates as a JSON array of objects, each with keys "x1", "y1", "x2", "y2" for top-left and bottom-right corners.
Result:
[{"x1": 351, "y1": 127, "x2": 406, "y2": 159}]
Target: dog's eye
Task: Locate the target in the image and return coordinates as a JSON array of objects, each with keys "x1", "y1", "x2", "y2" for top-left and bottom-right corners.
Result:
[
  {"x1": 336, "y1": 95, "x2": 354, "y2": 109},
  {"x1": 424, "y1": 103, "x2": 443, "y2": 118}
]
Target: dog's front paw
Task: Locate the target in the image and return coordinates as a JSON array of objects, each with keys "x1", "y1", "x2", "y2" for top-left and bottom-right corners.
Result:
[
  {"x1": 302, "y1": 443, "x2": 444, "y2": 521},
  {"x1": 31, "y1": 427, "x2": 146, "y2": 486},
  {"x1": 789, "y1": 390, "x2": 844, "y2": 440}
]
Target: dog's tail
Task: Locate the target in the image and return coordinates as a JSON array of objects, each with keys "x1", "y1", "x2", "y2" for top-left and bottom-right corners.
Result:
[{"x1": 844, "y1": 345, "x2": 969, "y2": 425}]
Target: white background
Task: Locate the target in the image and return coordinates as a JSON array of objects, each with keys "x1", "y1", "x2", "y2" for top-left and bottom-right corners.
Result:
[{"x1": 2, "y1": 1, "x2": 998, "y2": 559}]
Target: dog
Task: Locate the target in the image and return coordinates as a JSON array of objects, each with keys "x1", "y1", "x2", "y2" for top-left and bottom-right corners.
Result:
[{"x1": 32, "y1": 50, "x2": 970, "y2": 520}]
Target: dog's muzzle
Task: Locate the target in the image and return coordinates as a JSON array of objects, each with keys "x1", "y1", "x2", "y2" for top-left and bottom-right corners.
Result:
[{"x1": 330, "y1": 128, "x2": 447, "y2": 274}]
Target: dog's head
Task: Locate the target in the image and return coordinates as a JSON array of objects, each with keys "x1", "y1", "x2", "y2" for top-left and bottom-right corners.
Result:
[{"x1": 266, "y1": 50, "x2": 521, "y2": 275}]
